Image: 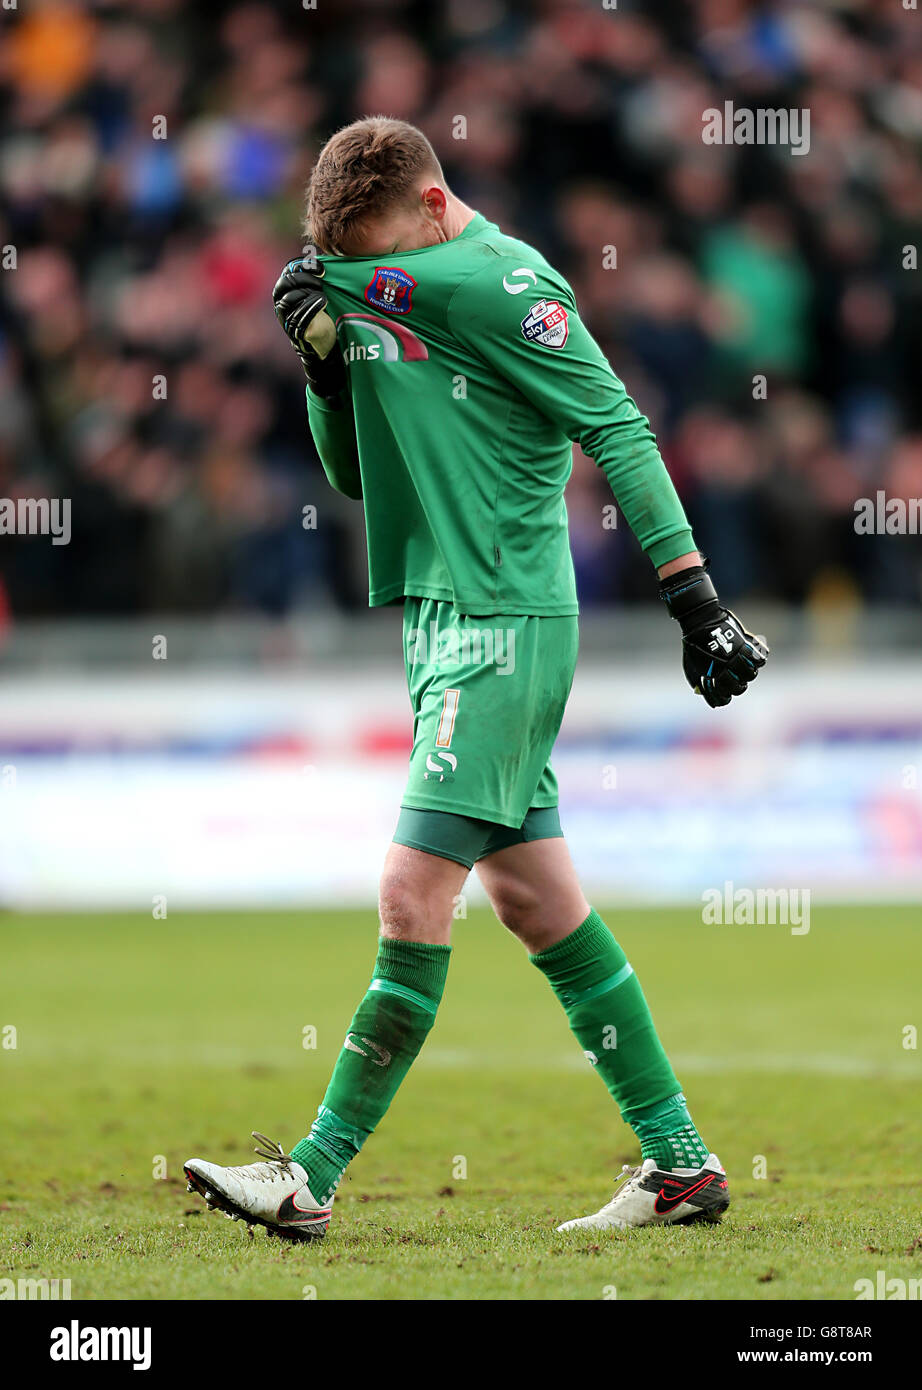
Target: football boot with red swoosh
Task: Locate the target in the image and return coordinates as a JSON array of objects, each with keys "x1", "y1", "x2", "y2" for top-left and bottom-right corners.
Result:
[
  {"x1": 184, "y1": 1132, "x2": 332, "y2": 1241},
  {"x1": 556, "y1": 1153, "x2": 729, "y2": 1231}
]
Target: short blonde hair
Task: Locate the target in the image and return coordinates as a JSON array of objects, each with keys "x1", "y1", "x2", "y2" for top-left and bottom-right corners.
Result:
[{"x1": 305, "y1": 116, "x2": 443, "y2": 253}]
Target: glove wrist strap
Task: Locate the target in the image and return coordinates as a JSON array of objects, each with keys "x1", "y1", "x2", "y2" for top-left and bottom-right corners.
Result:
[
  {"x1": 297, "y1": 347, "x2": 346, "y2": 405},
  {"x1": 659, "y1": 563, "x2": 720, "y2": 629}
]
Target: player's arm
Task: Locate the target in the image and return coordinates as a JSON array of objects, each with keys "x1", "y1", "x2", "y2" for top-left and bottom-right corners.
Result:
[
  {"x1": 306, "y1": 389, "x2": 362, "y2": 501},
  {"x1": 272, "y1": 258, "x2": 362, "y2": 501},
  {"x1": 447, "y1": 260, "x2": 693, "y2": 564},
  {"x1": 447, "y1": 261, "x2": 767, "y2": 705}
]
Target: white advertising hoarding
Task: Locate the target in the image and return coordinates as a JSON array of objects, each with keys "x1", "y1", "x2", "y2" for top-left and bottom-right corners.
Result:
[{"x1": 0, "y1": 664, "x2": 920, "y2": 908}]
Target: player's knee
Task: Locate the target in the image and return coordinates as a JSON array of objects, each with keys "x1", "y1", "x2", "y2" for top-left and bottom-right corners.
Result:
[
  {"x1": 487, "y1": 872, "x2": 543, "y2": 935},
  {"x1": 378, "y1": 870, "x2": 427, "y2": 937}
]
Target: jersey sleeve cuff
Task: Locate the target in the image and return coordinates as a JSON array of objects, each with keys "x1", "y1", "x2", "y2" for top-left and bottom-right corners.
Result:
[
  {"x1": 645, "y1": 529, "x2": 697, "y2": 569},
  {"x1": 305, "y1": 384, "x2": 347, "y2": 412}
]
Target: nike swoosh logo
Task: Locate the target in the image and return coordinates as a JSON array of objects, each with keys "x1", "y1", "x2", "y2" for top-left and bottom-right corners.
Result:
[
  {"x1": 277, "y1": 1192, "x2": 332, "y2": 1225},
  {"x1": 653, "y1": 1173, "x2": 716, "y2": 1214},
  {"x1": 344, "y1": 1033, "x2": 391, "y2": 1067}
]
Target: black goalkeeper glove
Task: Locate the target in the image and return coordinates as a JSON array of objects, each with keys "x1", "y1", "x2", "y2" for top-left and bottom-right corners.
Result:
[
  {"x1": 272, "y1": 257, "x2": 346, "y2": 405},
  {"x1": 660, "y1": 559, "x2": 769, "y2": 708}
]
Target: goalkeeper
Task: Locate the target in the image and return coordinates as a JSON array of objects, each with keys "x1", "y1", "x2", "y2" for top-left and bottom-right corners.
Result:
[{"x1": 185, "y1": 117, "x2": 767, "y2": 1239}]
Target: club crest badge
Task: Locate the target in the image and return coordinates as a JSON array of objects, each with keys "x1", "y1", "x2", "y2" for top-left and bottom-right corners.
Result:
[
  {"x1": 365, "y1": 266, "x2": 417, "y2": 314},
  {"x1": 520, "y1": 298, "x2": 569, "y2": 349}
]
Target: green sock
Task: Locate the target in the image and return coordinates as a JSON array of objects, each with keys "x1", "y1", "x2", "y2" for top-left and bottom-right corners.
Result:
[
  {"x1": 626, "y1": 1091, "x2": 710, "y2": 1170},
  {"x1": 530, "y1": 909, "x2": 709, "y2": 1170},
  {"x1": 291, "y1": 936, "x2": 451, "y2": 1203}
]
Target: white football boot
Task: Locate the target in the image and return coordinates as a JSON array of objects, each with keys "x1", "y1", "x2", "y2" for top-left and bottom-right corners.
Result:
[
  {"x1": 184, "y1": 1132, "x2": 332, "y2": 1241},
  {"x1": 557, "y1": 1153, "x2": 729, "y2": 1232}
]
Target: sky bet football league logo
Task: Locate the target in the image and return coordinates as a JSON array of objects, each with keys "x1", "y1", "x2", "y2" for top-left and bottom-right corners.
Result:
[
  {"x1": 365, "y1": 265, "x2": 417, "y2": 314},
  {"x1": 520, "y1": 298, "x2": 569, "y2": 349}
]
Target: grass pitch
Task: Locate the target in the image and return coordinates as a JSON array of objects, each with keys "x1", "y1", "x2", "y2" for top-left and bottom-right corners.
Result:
[{"x1": 2, "y1": 905, "x2": 920, "y2": 1301}]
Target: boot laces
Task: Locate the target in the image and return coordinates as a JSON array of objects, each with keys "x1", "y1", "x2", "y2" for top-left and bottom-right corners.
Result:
[
  {"x1": 608, "y1": 1163, "x2": 642, "y2": 1203},
  {"x1": 220, "y1": 1132, "x2": 296, "y2": 1184}
]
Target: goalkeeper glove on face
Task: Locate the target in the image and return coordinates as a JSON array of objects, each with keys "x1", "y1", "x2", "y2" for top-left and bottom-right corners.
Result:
[
  {"x1": 272, "y1": 257, "x2": 346, "y2": 404},
  {"x1": 660, "y1": 561, "x2": 769, "y2": 708}
]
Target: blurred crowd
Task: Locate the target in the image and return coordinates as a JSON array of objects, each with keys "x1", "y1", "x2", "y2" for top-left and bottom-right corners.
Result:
[{"x1": 1, "y1": 0, "x2": 921, "y2": 620}]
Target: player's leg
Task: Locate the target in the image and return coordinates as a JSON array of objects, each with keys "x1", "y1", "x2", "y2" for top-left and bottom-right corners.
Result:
[
  {"x1": 475, "y1": 830, "x2": 729, "y2": 1229},
  {"x1": 475, "y1": 830, "x2": 589, "y2": 952},
  {"x1": 184, "y1": 841, "x2": 469, "y2": 1239},
  {"x1": 285, "y1": 843, "x2": 466, "y2": 1197},
  {"x1": 476, "y1": 831, "x2": 698, "y2": 1153}
]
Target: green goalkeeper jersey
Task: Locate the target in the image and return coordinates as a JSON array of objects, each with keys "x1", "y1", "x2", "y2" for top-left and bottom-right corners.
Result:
[{"x1": 306, "y1": 212, "x2": 694, "y2": 615}]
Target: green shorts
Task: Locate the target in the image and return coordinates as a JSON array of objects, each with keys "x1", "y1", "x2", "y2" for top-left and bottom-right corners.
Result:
[
  {"x1": 394, "y1": 596, "x2": 578, "y2": 865},
  {"x1": 394, "y1": 804, "x2": 564, "y2": 870}
]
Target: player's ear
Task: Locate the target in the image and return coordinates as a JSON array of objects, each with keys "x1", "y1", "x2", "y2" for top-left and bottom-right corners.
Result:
[{"x1": 421, "y1": 184, "x2": 447, "y2": 220}]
